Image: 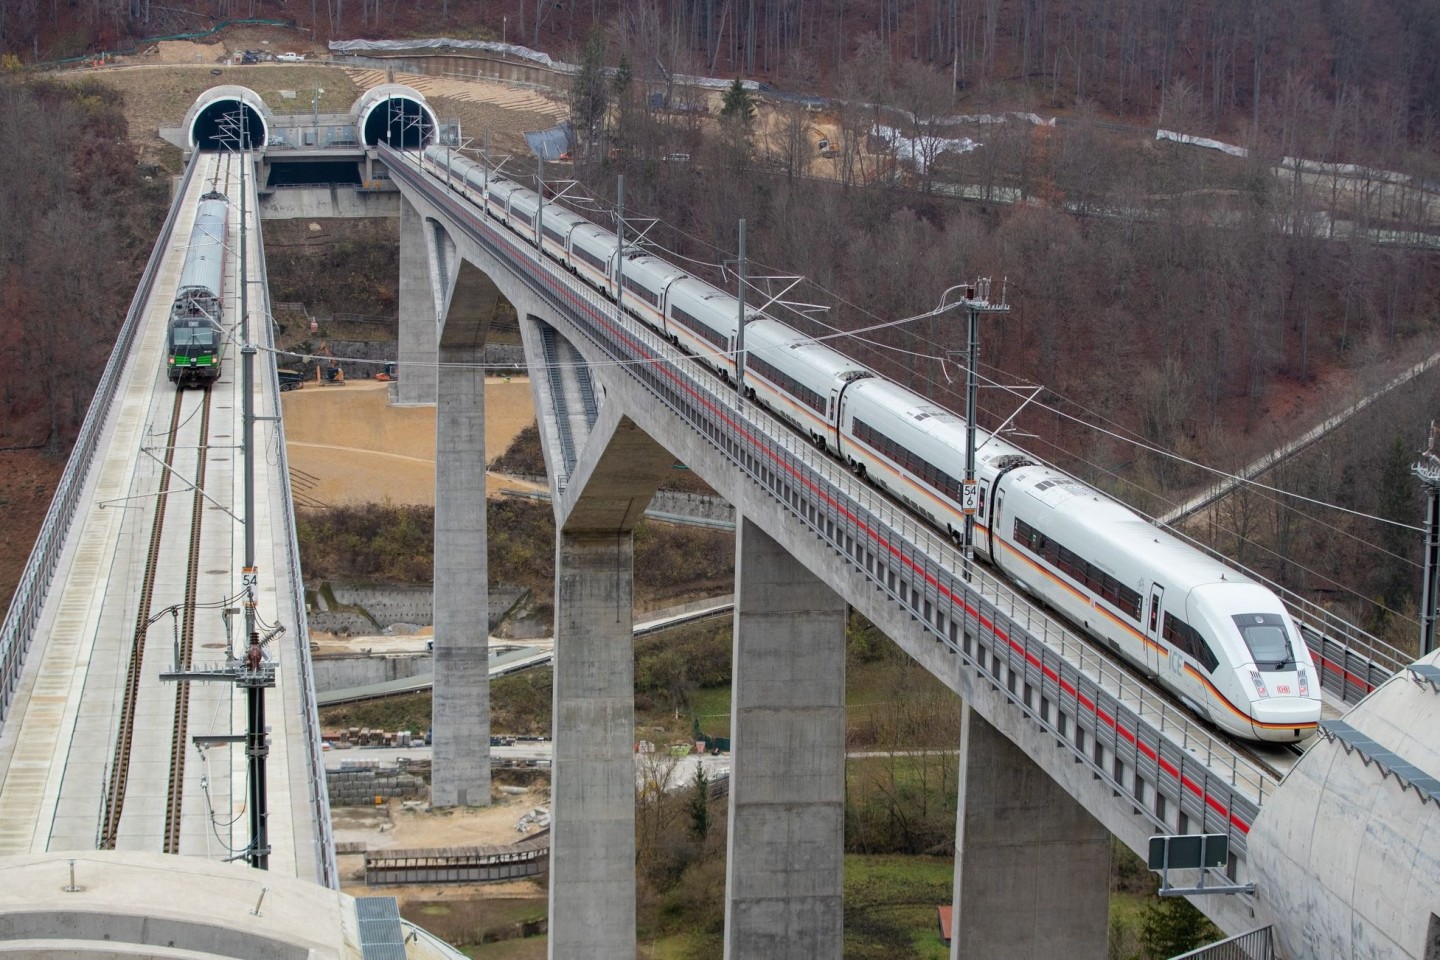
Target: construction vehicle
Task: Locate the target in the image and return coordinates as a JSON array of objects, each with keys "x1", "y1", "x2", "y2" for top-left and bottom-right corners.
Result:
[
  {"x1": 374, "y1": 362, "x2": 398, "y2": 382},
  {"x1": 311, "y1": 341, "x2": 346, "y2": 385}
]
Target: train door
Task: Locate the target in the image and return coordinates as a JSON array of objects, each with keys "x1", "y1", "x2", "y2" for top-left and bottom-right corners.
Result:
[
  {"x1": 990, "y1": 488, "x2": 1006, "y2": 572},
  {"x1": 826, "y1": 388, "x2": 840, "y2": 450},
  {"x1": 1145, "y1": 584, "x2": 1165, "y2": 675}
]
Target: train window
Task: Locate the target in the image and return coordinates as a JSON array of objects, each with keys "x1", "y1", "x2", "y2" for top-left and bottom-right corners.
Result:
[
  {"x1": 1231, "y1": 613, "x2": 1294, "y2": 671},
  {"x1": 573, "y1": 246, "x2": 607, "y2": 273},
  {"x1": 1164, "y1": 613, "x2": 1219, "y2": 672},
  {"x1": 747, "y1": 356, "x2": 824, "y2": 412},
  {"x1": 622, "y1": 275, "x2": 660, "y2": 307},
  {"x1": 1013, "y1": 520, "x2": 1141, "y2": 621}
]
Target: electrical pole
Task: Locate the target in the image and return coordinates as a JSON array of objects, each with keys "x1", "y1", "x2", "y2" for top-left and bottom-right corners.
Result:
[
  {"x1": 958, "y1": 279, "x2": 1008, "y2": 574},
  {"x1": 615, "y1": 175, "x2": 625, "y2": 326},
  {"x1": 536, "y1": 154, "x2": 544, "y2": 257},
  {"x1": 1414, "y1": 421, "x2": 1440, "y2": 656},
  {"x1": 237, "y1": 111, "x2": 269, "y2": 869},
  {"x1": 735, "y1": 219, "x2": 747, "y2": 398}
]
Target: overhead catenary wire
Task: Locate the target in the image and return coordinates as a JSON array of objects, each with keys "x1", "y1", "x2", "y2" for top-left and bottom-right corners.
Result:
[{"x1": 318, "y1": 157, "x2": 1421, "y2": 621}]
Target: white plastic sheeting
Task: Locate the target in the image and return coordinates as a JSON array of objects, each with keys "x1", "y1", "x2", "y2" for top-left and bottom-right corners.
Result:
[
  {"x1": 1156, "y1": 128, "x2": 1249, "y2": 158},
  {"x1": 330, "y1": 37, "x2": 567, "y2": 70},
  {"x1": 327, "y1": 38, "x2": 759, "y2": 91},
  {"x1": 872, "y1": 124, "x2": 980, "y2": 173}
]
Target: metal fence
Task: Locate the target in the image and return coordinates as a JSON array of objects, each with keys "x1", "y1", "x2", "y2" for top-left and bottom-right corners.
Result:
[
  {"x1": 0, "y1": 152, "x2": 200, "y2": 726},
  {"x1": 253, "y1": 164, "x2": 339, "y2": 889},
  {"x1": 1172, "y1": 926, "x2": 1273, "y2": 960}
]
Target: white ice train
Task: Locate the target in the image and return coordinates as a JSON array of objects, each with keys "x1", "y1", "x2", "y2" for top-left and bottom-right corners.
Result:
[{"x1": 417, "y1": 145, "x2": 1321, "y2": 743}]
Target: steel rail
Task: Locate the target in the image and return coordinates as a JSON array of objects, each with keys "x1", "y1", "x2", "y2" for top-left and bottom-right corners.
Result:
[
  {"x1": 100, "y1": 389, "x2": 186, "y2": 850},
  {"x1": 164, "y1": 388, "x2": 212, "y2": 854}
]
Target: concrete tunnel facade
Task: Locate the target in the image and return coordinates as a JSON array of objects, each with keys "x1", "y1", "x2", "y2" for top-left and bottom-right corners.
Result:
[
  {"x1": 183, "y1": 85, "x2": 272, "y2": 151},
  {"x1": 353, "y1": 84, "x2": 438, "y2": 149}
]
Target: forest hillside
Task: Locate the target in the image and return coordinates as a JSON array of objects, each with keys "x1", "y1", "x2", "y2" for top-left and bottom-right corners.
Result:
[{"x1": 1, "y1": 1, "x2": 1439, "y2": 649}]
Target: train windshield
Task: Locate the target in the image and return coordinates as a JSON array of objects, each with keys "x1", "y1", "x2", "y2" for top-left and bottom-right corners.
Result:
[
  {"x1": 173, "y1": 328, "x2": 216, "y2": 348},
  {"x1": 1231, "y1": 613, "x2": 1295, "y2": 671}
]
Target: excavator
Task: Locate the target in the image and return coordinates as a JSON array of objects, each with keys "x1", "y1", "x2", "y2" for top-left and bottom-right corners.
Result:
[{"x1": 311, "y1": 341, "x2": 345, "y2": 385}]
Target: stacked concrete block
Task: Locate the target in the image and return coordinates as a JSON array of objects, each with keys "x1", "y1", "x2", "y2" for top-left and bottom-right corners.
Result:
[{"x1": 326, "y1": 766, "x2": 426, "y2": 806}]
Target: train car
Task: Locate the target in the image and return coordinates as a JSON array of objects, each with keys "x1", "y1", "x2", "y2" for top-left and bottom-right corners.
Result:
[
  {"x1": 167, "y1": 191, "x2": 229, "y2": 386},
  {"x1": 418, "y1": 142, "x2": 1321, "y2": 742},
  {"x1": 618, "y1": 254, "x2": 687, "y2": 333},
  {"x1": 568, "y1": 223, "x2": 623, "y2": 296},
  {"x1": 665, "y1": 277, "x2": 749, "y2": 380},
  {"x1": 539, "y1": 205, "x2": 588, "y2": 264},
  {"x1": 836, "y1": 376, "x2": 1320, "y2": 742},
  {"x1": 743, "y1": 319, "x2": 874, "y2": 453},
  {"x1": 989, "y1": 465, "x2": 1319, "y2": 741}
]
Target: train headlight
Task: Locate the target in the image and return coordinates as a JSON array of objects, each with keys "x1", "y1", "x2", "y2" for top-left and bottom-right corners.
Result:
[
  {"x1": 1249, "y1": 670, "x2": 1269, "y2": 699},
  {"x1": 1298, "y1": 667, "x2": 1309, "y2": 698}
]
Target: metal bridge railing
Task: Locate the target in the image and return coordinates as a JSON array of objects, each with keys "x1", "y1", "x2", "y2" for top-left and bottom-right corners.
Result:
[
  {"x1": 381, "y1": 146, "x2": 1272, "y2": 866},
  {"x1": 1171, "y1": 926, "x2": 1273, "y2": 960},
  {"x1": 0, "y1": 151, "x2": 201, "y2": 727},
  {"x1": 250, "y1": 159, "x2": 339, "y2": 890}
]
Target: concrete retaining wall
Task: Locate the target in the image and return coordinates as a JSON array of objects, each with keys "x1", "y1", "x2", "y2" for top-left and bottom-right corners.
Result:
[
  {"x1": 309, "y1": 583, "x2": 528, "y2": 636},
  {"x1": 260, "y1": 185, "x2": 402, "y2": 220},
  {"x1": 312, "y1": 654, "x2": 433, "y2": 691}
]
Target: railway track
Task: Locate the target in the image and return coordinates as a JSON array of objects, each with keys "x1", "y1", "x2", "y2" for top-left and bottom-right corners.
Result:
[
  {"x1": 100, "y1": 389, "x2": 186, "y2": 849},
  {"x1": 164, "y1": 388, "x2": 212, "y2": 854},
  {"x1": 98, "y1": 385, "x2": 215, "y2": 852}
]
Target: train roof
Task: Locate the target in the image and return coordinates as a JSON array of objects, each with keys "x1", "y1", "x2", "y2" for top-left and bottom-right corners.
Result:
[
  {"x1": 1005, "y1": 464, "x2": 1252, "y2": 589},
  {"x1": 745, "y1": 319, "x2": 874, "y2": 380}
]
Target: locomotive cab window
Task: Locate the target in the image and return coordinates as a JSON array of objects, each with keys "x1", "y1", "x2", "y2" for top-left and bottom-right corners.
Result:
[
  {"x1": 1232, "y1": 613, "x2": 1295, "y2": 671},
  {"x1": 173, "y1": 327, "x2": 216, "y2": 347}
]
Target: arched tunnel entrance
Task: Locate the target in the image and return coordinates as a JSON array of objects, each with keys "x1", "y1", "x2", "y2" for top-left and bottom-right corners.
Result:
[
  {"x1": 185, "y1": 88, "x2": 271, "y2": 151},
  {"x1": 360, "y1": 96, "x2": 435, "y2": 149},
  {"x1": 192, "y1": 101, "x2": 267, "y2": 150}
]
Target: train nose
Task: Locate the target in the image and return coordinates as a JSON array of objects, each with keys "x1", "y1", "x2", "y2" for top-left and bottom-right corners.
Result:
[{"x1": 1249, "y1": 697, "x2": 1321, "y2": 738}]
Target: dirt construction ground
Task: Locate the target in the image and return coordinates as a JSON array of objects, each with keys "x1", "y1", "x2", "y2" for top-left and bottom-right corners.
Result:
[{"x1": 281, "y1": 378, "x2": 539, "y2": 506}]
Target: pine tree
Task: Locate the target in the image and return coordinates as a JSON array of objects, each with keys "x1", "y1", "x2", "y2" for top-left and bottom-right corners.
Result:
[
  {"x1": 568, "y1": 28, "x2": 609, "y2": 165},
  {"x1": 689, "y1": 764, "x2": 711, "y2": 844},
  {"x1": 1138, "y1": 895, "x2": 1219, "y2": 958},
  {"x1": 720, "y1": 77, "x2": 755, "y2": 126}
]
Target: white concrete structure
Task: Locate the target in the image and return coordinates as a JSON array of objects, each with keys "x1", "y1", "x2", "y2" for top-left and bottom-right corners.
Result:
[
  {"x1": 0, "y1": 851, "x2": 466, "y2": 960},
  {"x1": 1249, "y1": 650, "x2": 1440, "y2": 959},
  {"x1": 182, "y1": 86, "x2": 273, "y2": 150}
]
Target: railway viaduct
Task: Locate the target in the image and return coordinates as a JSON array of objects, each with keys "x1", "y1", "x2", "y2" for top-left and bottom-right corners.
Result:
[
  {"x1": 378, "y1": 129, "x2": 1440, "y2": 960},
  {"x1": 0, "y1": 81, "x2": 1437, "y2": 960}
]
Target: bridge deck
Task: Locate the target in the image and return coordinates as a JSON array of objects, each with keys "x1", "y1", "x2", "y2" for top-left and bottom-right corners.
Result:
[{"x1": 0, "y1": 153, "x2": 327, "y2": 882}]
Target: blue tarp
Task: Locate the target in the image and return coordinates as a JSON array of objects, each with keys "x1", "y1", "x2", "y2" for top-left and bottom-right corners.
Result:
[{"x1": 524, "y1": 121, "x2": 573, "y2": 161}]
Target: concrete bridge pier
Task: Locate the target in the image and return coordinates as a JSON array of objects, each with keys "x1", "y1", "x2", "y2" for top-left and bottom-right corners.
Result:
[
  {"x1": 950, "y1": 705, "x2": 1111, "y2": 959},
  {"x1": 725, "y1": 517, "x2": 848, "y2": 959},
  {"x1": 547, "y1": 403, "x2": 678, "y2": 960},
  {"x1": 430, "y1": 260, "x2": 500, "y2": 807},
  {"x1": 397, "y1": 196, "x2": 437, "y2": 404}
]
